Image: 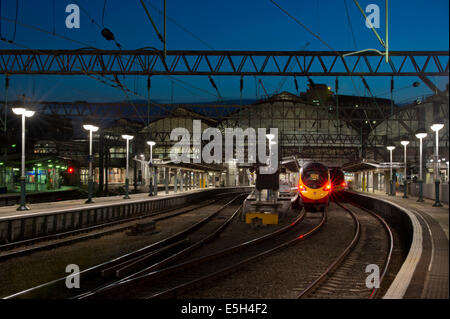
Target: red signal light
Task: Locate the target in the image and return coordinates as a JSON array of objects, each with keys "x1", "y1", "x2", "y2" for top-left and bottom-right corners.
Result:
[
  {"x1": 323, "y1": 184, "x2": 331, "y2": 191},
  {"x1": 68, "y1": 167, "x2": 74, "y2": 174},
  {"x1": 342, "y1": 181, "x2": 347, "y2": 187}
]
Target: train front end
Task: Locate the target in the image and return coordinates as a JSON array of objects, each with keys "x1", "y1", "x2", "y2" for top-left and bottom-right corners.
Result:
[{"x1": 298, "y1": 162, "x2": 331, "y2": 212}]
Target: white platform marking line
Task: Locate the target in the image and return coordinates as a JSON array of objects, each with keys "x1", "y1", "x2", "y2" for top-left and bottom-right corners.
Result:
[
  {"x1": 354, "y1": 193, "x2": 423, "y2": 299},
  {"x1": 413, "y1": 211, "x2": 434, "y2": 272}
]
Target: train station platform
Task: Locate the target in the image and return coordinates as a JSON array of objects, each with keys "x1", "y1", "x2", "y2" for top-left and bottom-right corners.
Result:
[
  {"x1": 0, "y1": 186, "x2": 233, "y2": 219},
  {"x1": 0, "y1": 186, "x2": 252, "y2": 245},
  {"x1": 354, "y1": 190, "x2": 449, "y2": 299}
]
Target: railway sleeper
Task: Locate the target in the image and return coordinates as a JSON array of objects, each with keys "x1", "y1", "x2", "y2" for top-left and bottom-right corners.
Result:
[{"x1": 126, "y1": 219, "x2": 157, "y2": 236}]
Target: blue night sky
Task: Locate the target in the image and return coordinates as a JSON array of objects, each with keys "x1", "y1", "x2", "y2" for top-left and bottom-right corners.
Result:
[{"x1": 0, "y1": 0, "x2": 448, "y2": 104}]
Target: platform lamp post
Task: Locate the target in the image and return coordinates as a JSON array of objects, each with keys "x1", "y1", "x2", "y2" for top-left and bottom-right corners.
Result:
[
  {"x1": 83, "y1": 124, "x2": 99, "y2": 204},
  {"x1": 431, "y1": 119, "x2": 444, "y2": 207},
  {"x1": 387, "y1": 144, "x2": 395, "y2": 196},
  {"x1": 415, "y1": 128, "x2": 427, "y2": 202},
  {"x1": 266, "y1": 133, "x2": 275, "y2": 201},
  {"x1": 400, "y1": 139, "x2": 410, "y2": 199},
  {"x1": 13, "y1": 107, "x2": 35, "y2": 211},
  {"x1": 447, "y1": 161, "x2": 450, "y2": 184},
  {"x1": 122, "y1": 135, "x2": 134, "y2": 199},
  {"x1": 147, "y1": 141, "x2": 156, "y2": 196}
]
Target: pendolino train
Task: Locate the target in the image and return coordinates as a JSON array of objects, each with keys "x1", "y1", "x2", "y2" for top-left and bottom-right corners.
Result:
[
  {"x1": 297, "y1": 162, "x2": 331, "y2": 212},
  {"x1": 330, "y1": 167, "x2": 347, "y2": 192}
]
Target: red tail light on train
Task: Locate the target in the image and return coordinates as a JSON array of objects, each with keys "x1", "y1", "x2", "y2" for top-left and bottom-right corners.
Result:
[{"x1": 323, "y1": 184, "x2": 331, "y2": 191}]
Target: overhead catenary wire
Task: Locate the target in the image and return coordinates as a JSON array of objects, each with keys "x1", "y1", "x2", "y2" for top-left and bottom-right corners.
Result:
[
  {"x1": 0, "y1": 0, "x2": 2, "y2": 37},
  {"x1": 276, "y1": 42, "x2": 310, "y2": 94},
  {"x1": 52, "y1": 0, "x2": 55, "y2": 35},
  {"x1": 343, "y1": 0, "x2": 358, "y2": 49},
  {"x1": 352, "y1": 0, "x2": 386, "y2": 48},
  {"x1": 102, "y1": 0, "x2": 107, "y2": 27},
  {"x1": 142, "y1": 0, "x2": 215, "y2": 50},
  {"x1": 0, "y1": 36, "x2": 179, "y2": 125},
  {"x1": 270, "y1": 0, "x2": 336, "y2": 52},
  {"x1": 270, "y1": 0, "x2": 376, "y2": 128},
  {"x1": 69, "y1": 2, "x2": 218, "y2": 100},
  {"x1": 343, "y1": 0, "x2": 384, "y2": 120},
  {"x1": 139, "y1": 0, "x2": 164, "y2": 44},
  {"x1": 12, "y1": 0, "x2": 18, "y2": 41},
  {"x1": 0, "y1": 15, "x2": 90, "y2": 47},
  {"x1": 0, "y1": 5, "x2": 215, "y2": 117}
]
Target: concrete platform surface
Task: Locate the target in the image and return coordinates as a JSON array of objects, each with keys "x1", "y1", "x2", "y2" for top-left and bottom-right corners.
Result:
[
  {"x1": 357, "y1": 190, "x2": 449, "y2": 299},
  {"x1": 0, "y1": 187, "x2": 223, "y2": 220}
]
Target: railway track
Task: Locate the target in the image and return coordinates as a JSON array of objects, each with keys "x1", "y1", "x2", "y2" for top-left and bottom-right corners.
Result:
[
  {"x1": 78, "y1": 207, "x2": 325, "y2": 299},
  {"x1": 296, "y1": 199, "x2": 393, "y2": 299},
  {"x1": 3, "y1": 192, "x2": 249, "y2": 299},
  {"x1": 0, "y1": 192, "x2": 240, "y2": 261}
]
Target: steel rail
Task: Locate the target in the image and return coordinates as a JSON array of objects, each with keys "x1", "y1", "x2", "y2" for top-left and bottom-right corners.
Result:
[
  {"x1": 101, "y1": 194, "x2": 247, "y2": 279},
  {"x1": 2, "y1": 192, "x2": 247, "y2": 299},
  {"x1": 296, "y1": 199, "x2": 393, "y2": 299},
  {"x1": 296, "y1": 201, "x2": 361, "y2": 298},
  {"x1": 346, "y1": 200, "x2": 394, "y2": 299},
  {"x1": 73, "y1": 194, "x2": 250, "y2": 298},
  {"x1": 81, "y1": 207, "x2": 322, "y2": 299},
  {"x1": 0, "y1": 199, "x2": 212, "y2": 253},
  {"x1": 0, "y1": 192, "x2": 238, "y2": 261},
  {"x1": 147, "y1": 208, "x2": 326, "y2": 299}
]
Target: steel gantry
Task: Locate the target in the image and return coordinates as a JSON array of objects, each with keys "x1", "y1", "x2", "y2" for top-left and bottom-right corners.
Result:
[{"x1": 0, "y1": 50, "x2": 448, "y2": 76}]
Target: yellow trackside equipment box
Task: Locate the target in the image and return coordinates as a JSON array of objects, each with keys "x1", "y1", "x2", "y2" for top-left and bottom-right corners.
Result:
[{"x1": 245, "y1": 213, "x2": 279, "y2": 225}]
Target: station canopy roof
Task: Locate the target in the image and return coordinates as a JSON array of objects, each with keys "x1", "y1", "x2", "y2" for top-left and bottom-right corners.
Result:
[{"x1": 342, "y1": 160, "x2": 404, "y2": 172}]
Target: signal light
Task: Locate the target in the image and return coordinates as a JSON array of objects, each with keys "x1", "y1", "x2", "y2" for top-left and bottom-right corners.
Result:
[
  {"x1": 342, "y1": 181, "x2": 347, "y2": 187},
  {"x1": 67, "y1": 167, "x2": 74, "y2": 174},
  {"x1": 323, "y1": 184, "x2": 331, "y2": 191}
]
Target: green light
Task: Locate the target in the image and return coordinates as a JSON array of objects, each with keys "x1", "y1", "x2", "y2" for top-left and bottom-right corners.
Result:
[
  {"x1": 37, "y1": 163, "x2": 42, "y2": 167},
  {"x1": 0, "y1": 162, "x2": 4, "y2": 166},
  {"x1": 11, "y1": 144, "x2": 16, "y2": 148}
]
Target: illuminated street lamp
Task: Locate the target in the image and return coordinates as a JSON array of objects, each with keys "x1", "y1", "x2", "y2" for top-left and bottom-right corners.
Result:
[
  {"x1": 400, "y1": 139, "x2": 410, "y2": 198},
  {"x1": 387, "y1": 144, "x2": 395, "y2": 196},
  {"x1": 447, "y1": 161, "x2": 450, "y2": 184},
  {"x1": 147, "y1": 141, "x2": 156, "y2": 196},
  {"x1": 83, "y1": 124, "x2": 99, "y2": 204},
  {"x1": 265, "y1": 133, "x2": 276, "y2": 201},
  {"x1": 431, "y1": 119, "x2": 444, "y2": 207},
  {"x1": 415, "y1": 128, "x2": 427, "y2": 202},
  {"x1": 122, "y1": 134, "x2": 134, "y2": 199},
  {"x1": 12, "y1": 107, "x2": 35, "y2": 211}
]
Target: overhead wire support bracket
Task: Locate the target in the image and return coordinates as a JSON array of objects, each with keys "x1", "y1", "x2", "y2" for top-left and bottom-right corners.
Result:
[
  {"x1": 140, "y1": 0, "x2": 166, "y2": 59},
  {"x1": 350, "y1": 0, "x2": 389, "y2": 63}
]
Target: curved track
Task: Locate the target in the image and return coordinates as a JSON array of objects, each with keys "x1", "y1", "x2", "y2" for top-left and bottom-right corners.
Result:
[
  {"x1": 80, "y1": 207, "x2": 324, "y2": 299},
  {"x1": 296, "y1": 199, "x2": 393, "y2": 299}
]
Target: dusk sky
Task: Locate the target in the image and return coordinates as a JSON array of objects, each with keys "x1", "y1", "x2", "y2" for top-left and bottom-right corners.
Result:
[{"x1": 0, "y1": 0, "x2": 448, "y2": 104}]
